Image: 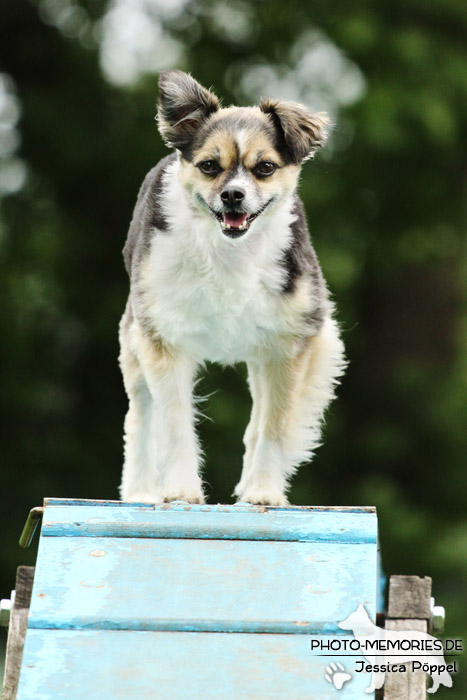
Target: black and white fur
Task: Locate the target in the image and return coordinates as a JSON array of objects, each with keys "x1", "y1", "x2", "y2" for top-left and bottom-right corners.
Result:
[{"x1": 119, "y1": 70, "x2": 346, "y2": 506}]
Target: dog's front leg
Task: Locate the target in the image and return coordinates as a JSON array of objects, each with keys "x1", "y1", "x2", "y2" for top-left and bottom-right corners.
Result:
[
  {"x1": 234, "y1": 365, "x2": 262, "y2": 499},
  {"x1": 234, "y1": 351, "x2": 302, "y2": 507},
  {"x1": 236, "y1": 322, "x2": 344, "y2": 505},
  {"x1": 133, "y1": 327, "x2": 204, "y2": 504},
  {"x1": 236, "y1": 320, "x2": 344, "y2": 505}
]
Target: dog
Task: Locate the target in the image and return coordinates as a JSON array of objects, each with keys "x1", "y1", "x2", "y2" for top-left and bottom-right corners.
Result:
[
  {"x1": 338, "y1": 604, "x2": 453, "y2": 693},
  {"x1": 119, "y1": 70, "x2": 346, "y2": 506}
]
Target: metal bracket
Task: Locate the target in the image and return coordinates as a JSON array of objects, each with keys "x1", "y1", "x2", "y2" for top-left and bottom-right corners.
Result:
[
  {"x1": 19, "y1": 506, "x2": 44, "y2": 548},
  {"x1": 0, "y1": 590, "x2": 15, "y2": 627},
  {"x1": 430, "y1": 596, "x2": 446, "y2": 636}
]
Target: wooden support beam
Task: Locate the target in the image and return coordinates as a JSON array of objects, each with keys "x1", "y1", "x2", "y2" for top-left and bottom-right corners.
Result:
[
  {"x1": 387, "y1": 575, "x2": 432, "y2": 619},
  {"x1": 383, "y1": 575, "x2": 432, "y2": 700},
  {"x1": 1, "y1": 567, "x2": 35, "y2": 700}
]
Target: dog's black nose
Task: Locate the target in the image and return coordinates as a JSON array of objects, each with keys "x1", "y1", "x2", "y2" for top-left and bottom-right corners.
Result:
[{"x1": 220, "y1": 187, "x2": 245, "y2": 206}]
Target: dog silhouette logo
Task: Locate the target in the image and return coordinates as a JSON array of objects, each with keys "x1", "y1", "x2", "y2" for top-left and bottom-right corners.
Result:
[{"x1": 337, "y1": 603, "x2": 453, "y2": 694}]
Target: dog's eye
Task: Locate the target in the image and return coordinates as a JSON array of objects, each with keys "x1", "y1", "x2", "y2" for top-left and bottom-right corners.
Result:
[
  {"x1": 198, "y1": 160, "x2": 222, "y2": 176},
  {"x1": 253, "y1": 161, "x2": 277, "y2": 177}
]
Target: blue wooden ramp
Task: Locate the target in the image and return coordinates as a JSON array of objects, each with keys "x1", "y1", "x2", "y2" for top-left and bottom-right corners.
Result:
[{"x1": 16, "y1": 499, "x2": 380, "y2": 699}]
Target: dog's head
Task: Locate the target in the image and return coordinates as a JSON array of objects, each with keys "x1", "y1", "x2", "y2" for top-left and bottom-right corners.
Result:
[{"x1": 157, "y1": 70, "x2": 330, "y2": 239}]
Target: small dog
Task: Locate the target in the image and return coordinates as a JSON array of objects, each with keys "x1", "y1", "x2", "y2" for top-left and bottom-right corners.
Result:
[{"x1": 119, "y1": 70, "x2": 345, "y2": 506}]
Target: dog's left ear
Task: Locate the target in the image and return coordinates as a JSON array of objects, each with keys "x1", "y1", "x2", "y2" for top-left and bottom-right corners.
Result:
[
  {"x1": 157, "y1": 70, "x2": 220, "y2": 153},
  {"x1": 260, "y1": 98, "x2": 330, "y2": 163}
]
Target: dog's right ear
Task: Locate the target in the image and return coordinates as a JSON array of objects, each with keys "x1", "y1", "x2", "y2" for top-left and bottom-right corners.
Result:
[{"x1": 157, "y1": 70, "x2": 220, "y2": 153}]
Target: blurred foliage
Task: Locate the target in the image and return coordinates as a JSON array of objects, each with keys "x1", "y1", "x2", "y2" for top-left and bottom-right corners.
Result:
[{"x1": 1, "y1": 0, "x2": 467, "y2": 696}]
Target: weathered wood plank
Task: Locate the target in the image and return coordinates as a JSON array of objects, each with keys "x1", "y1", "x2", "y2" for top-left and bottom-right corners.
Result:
[
  {"x1": 383, "y1": 620, "x2": 427, "y2": 699},
  {"x1": 14, "y1": 501, "x2": 381, "y2": 698},
  {"x1": 384, "y1": 575, "x2": 432, "y2": 700},
  {"x1": 28, "y1": 536, "x2": 377, "y2": 634},
  {"x1": 1, "y1": 567, "x2": 35, "y2": 700},
  {"x1": 17, "y1": 629, "x2": 371, "y2": 700},
  {"x1": 387, "y1": 576, "x2": 432, "y2": 619},
  {"x1": 40, "y1": 503, "x2": 378, "y2": 543},
  {"x1": 43, "y1": 498, "x2": 376, "y2": 513}
]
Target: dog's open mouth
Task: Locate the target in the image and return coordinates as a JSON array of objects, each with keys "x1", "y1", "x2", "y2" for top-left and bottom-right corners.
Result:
[
  {"x1": 211, "y1": 203, "x2": 271, "y2": 238},
  {"x1": 216, "y1": 211, "x2": 256, "y2": 237}
]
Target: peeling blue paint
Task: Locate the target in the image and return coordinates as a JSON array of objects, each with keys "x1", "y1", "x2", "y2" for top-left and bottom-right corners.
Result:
[{"x1": 16, "y1": 499, "x2": 381, "y2": 698}]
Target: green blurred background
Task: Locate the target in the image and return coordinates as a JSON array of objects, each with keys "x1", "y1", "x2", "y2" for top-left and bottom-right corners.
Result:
[{"x1": 1, "y1": 0, "x2": 466, "y2": 696}]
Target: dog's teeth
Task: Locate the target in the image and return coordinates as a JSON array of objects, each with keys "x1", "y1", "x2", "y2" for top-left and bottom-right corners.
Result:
[{"x1": 225, "y1": 223, "x2": 231, "y2": 229}]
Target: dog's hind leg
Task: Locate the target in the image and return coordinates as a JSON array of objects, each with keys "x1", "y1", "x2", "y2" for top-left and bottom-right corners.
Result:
[
  {"x1": 235, "y1": 317, "x2": 345, "y2": 505},
  {"x1": 282, "y1": 316, "x2": 346, "y2": 473}
]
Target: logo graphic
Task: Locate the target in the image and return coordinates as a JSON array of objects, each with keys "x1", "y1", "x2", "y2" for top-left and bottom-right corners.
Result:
[
  {"x1": 338, "y1": 603, "x2": 454, "y2": 694},
  {"x1": 325, "y1": 662, "x2": 352, "y2": 690}
]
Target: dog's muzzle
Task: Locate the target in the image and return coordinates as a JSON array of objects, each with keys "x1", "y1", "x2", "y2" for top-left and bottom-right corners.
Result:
[{"x1": 211, "y1": 197, "x2": 272, "y2": 238}]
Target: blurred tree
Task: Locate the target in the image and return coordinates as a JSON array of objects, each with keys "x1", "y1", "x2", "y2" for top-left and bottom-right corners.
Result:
[{"x1": 0, "y1": 1, "x2": 466, "y2": 696}]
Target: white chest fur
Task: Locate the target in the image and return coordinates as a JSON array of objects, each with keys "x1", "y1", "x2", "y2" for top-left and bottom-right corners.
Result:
[{"x1": 136, "y1": 164, "x2": 314, "y2": 364}]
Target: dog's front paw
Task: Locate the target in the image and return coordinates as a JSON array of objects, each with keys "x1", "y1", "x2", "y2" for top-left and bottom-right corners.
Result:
[
  {"x1": 163, "y1": 489, "x2": 205, "y2": 504},
  {"x1": 235, "y1": 486, "x2": 288, "y2": 507},
  {"x1": 162, "y1": 477, "x2": 205, "y2": 504}
]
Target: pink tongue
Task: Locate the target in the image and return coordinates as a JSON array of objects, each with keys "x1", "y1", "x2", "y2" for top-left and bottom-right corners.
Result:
[{"x1": 223, "y1": 212, "x2": 248, "y2": 228}]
